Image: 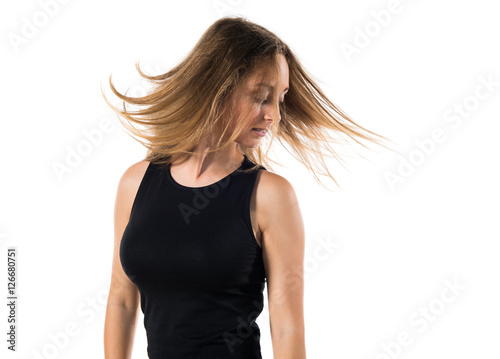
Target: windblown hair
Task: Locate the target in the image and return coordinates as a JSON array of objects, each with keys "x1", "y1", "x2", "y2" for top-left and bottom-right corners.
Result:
[{"x1": 102, "y1": 16, "x2": 396, "y2": 189}]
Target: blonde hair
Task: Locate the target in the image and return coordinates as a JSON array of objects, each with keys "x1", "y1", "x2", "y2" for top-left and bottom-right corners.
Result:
[{"x1": 102, "y1": 16, "x2": 396, "y2": 189}]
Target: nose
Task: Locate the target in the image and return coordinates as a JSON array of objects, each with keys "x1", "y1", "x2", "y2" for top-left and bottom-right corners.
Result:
[{"x1": 263, "y1": 102, "x2": 281, "y2": 123}]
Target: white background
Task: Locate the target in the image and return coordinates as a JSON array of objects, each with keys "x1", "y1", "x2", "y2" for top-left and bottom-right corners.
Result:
[{"x1": 1, "y1": 0, "x2": 499, "y2": 358}]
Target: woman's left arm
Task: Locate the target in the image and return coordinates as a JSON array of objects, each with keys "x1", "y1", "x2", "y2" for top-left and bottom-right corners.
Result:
[{"x1": 258, "y1": 172, "x2": 306, "y2": 359}]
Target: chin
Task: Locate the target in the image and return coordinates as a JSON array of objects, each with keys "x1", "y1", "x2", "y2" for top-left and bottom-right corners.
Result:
[{"x1": 236, "y1": 138, "x2": 261, "y2": 149}]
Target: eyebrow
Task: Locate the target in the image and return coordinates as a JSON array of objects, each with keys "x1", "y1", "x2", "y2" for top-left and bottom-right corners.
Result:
[{"x1": 254, "y1": 83, "x2": 289, "y2": 93}]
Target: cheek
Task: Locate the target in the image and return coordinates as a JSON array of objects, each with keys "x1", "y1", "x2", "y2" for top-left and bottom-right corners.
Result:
[{"x1": 234, "y1": 103, "x2": 260, "y2": 124}]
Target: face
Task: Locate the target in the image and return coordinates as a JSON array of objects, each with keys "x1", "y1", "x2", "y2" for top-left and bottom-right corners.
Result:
[{"x1": 231, "y1": 54, "x2": 290, "y2": 148}]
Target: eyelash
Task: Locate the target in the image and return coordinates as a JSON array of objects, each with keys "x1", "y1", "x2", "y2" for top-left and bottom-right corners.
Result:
[{"x1": 255, "y1": 98, "x2": 285, "y2": 105}]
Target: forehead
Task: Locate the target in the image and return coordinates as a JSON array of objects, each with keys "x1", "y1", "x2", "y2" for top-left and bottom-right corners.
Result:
[{"x1": 244, "y1": 55, "x2": 289, "y2": 92}]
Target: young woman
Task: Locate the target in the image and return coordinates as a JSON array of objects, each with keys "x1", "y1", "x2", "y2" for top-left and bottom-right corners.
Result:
[{"x1": 103, "y1": 16, "x2": 392, "y2": 359}]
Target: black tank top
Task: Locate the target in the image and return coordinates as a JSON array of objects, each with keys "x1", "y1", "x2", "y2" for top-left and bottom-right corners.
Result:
[{"x1": 120, "y1": 154, "x2": 267, "y2": 358}]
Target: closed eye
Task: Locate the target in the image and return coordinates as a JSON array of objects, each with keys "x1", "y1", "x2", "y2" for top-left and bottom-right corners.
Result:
[{"x1": 254, "y1": 96, "x2": 284, "y2": 106}]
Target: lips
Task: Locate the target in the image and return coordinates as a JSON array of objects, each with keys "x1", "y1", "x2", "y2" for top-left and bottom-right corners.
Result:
[{"x1": 252, "y1": 128, "x2": 267, "y2": 137}]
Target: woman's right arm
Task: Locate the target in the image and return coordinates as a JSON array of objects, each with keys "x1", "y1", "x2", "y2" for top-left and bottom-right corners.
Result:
[{"x1": 104, "y1": 161, "x2": 150, "y2": 359}]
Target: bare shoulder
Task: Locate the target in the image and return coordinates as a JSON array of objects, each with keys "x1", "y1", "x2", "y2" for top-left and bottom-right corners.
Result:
[
  {"x1": 115, "y1": 160, "x2": 151, "y2": 216},
  {"x1": 255, "y1": 169, "x2": 297, "y2": 201},
  {"x1": 119, "y1": 160, "x2": 150, "y2": 184},
  {"x1": 254, "y1": 169, "x2": 300, "y2": 233}
]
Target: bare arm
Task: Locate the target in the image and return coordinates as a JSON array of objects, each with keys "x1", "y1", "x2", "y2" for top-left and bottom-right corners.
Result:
[
  {"x1": 258, "y1": 172, "x2": 306, "y2": 359},
  {"x1": 104, "y1": 161, "x2": 150, "y2": 359}
]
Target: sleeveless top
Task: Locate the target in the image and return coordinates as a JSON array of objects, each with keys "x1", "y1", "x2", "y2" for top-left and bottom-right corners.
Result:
[{"x1": 120, "y1": 154, "x2": 267, "y2": 358}]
